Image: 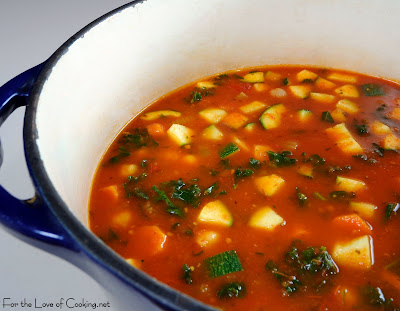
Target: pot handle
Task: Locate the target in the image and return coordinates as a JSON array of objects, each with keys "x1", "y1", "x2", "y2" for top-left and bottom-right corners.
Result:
[{"x1": 0, "y1": 65, "x2": 79, "y2": 251}]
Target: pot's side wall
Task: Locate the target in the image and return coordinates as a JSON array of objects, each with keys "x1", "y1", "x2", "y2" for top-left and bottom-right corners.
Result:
[{"x1": 36, "y1": 0, "x2": 400, "y2": 224}]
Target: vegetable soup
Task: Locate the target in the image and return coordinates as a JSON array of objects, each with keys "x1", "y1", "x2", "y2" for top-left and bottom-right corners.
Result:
[{"x1": 89, "y1": 66, "x2": 400, "y2": 310}]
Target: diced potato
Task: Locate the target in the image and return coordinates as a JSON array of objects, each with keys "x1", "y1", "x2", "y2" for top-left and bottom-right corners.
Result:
[
  {"x1": 289, "y1": 85, "x2": 311, "y2": 99},
  {"x1": 233, "y1": 136, "x2": 249, "y2": 151},
  {"x1": 371, "y1": 121, "x2": 391, "y2": 135},
  {"x1": 196, "y1": 230, "x2": 219, "y2": 247},
  {"x1": 331, "y1": 108, "x2": 347, "y2": 123},
  {"x1": 141, "y1": 110, "x2": 181, "y2": 121},
  {"x1": 126, "y1": 258, "x2": 142, "y2": 268},
  {"x1": 335, "y1": 85, "x2": 359, "y2": 97},
  {"x1": 297, "y1": 165, "x2": 313, "y2": 178},
  {"x1": 254, "y1": 145, "x2": 273, "y2": 160},
  {"x1": 119, "y1": 164, "x2": 138, "y2": 177},
  {"x1": 297, "y1": 69, "x2": 318, "y2": 82},
  {"x1": 197, "y1": 81, "x2": 215, "y2": 89},
  {"x1": 387, "y1": 107, "x2": 400, "y2": 120},
  {"x1": 236, "y1": 92, "x2": 248, "y2": 100},
  {"x1": 202, "y1": 124, "x2": 223, "y2": 140},
  {"x1": 315, "y1": 77, "x2": 336, "y2": 89},
  {"x1": 198, "y1": 200, "x2": 233, "y2": 226},
  {"x1": 309, "y1": 92, "x2": 336, "y2": 103},
  {"x1": 270, "y1": 88, "x2": 287, "y2": 98},
  {"x1": 336, "y1": 176, "x2": 366, "y2": 192},
  {"x1": 253, "y1": 83, "x2": 267, "y2": 92},
  {"x1": 297, "y1": 109, "x2": 313, "y2": 122},
  {"x1": 349, "y1": 202, "x2": 377, "y2": 218},
  {"x1": 255, "y1": 174, "x2": 285, "y2": 197},
  {"x1": 240, "y1": 100, "x2": 267, "y2": 114},
  {"x1": 223, "y1": 112, "x2": 249, "y2": 129},
  {"x1": 326, "y1": 123, "x2": 363, "y2": 154},
  {"x1": 199, "y1": 108, "x2": 227, "y2": 124},
  {"x1": 98, "y1": 185, "x2": 119, "y2": 202},
  {"x1": 242, "y1": 71, "x2": 264, "y2": 83},
  {"x1": 327, "y1": 72, "x2": 357, "y2": 83},
  {"x1": 336, "y1": 99, "x2": 359, "y2": 114},
  {"x1": 183, "y1": 154, "x2": 198, "y2": 165},
  {"x1": 249, "y1": 207, "x2": 285, "y2": 230},
  {"x1": 382, "y1": 133, "x2": 400, "y2": 150},
  {"x1": 112, "y1": 210, "x2": 132, "y2": 228},
  {"x1": 332, "y1": 235, "x2": 373, "y2": 269},
  {"x1": 264, "y1": 71, "x2": 282, "y2": 81},
  {"x1": 167, "y1": 124, "x2": 194, "y2": 146}
]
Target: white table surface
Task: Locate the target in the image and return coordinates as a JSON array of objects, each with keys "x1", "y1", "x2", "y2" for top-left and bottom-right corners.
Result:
[{"x1": 0, "y1": 1, "x2": 140, "y2": 310}]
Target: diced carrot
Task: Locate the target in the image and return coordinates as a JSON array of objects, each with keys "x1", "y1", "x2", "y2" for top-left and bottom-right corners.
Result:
[
  {"x1": 223, "y1": 112, "x2": 248, "y2": 129},
  {"x1": 146, "y1": 123, "x2": 165, "y2": 137},
  {"x1": 98, "y1": 185, "x2": 119, "y2": 203},
  {"x1": 332, "y1": 214, "x2": 372, "y2": 234},
  {"x1": 128, "y1": 225, "x2": 167, "y2": 258}
]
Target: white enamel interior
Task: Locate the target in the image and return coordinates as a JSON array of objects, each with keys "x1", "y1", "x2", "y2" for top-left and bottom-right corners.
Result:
[{"x1": 36, "y1": 0, "x2": 400, "y2": 226}]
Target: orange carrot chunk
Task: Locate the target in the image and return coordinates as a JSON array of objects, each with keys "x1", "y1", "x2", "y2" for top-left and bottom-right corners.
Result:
[
  {"x1": 332, "y1": 214, "x2": 372, "y2": 234},
  {"x1": 146, "y1": 123, "x2": 165, "y2": 137},
  {"x1": 128, "y1": 225, "x2": 167, "y2": 258}
]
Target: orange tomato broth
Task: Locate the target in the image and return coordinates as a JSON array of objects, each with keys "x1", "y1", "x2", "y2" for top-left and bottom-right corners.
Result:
[{"x1": 89, "y1": 66, "x2": 400, "y2": 311}]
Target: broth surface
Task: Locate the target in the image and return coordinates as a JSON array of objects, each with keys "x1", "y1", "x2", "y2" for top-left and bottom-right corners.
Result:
[{"x1": 89, "y1": 66, "x2": 400, "y2": 310}]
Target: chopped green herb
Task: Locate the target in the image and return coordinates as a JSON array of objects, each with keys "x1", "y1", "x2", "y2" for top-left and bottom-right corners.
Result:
[
  {"x1": 330, "y1": 191, "x2": 356, "y2": 200},
  {"x1": 266, "y1": 260, "x2": 301, "y2": 294},
  {"x1": 377, "y1": 103, "x2": 387, "y2": 111},
  {"x1": 219, "y1": 143, "x2": 240, "y2": 159},
  {"x1": 204, "y1": 250, "x2": 243, "y2": 278},
  {"x1": 321, "y1": 111, "x2": 334, "y2": 123},
  {"x1": 171, "y1": 179, "x2": 201, "y2": 207},
  {"x1": 172, "y1": 222, "x2": 181, "y2": 230},
  {"x1": 283, "y1": 78, "x2": 289, "y2": 85},
  {"x1": 249, "y1": 157, "x2": 261, "y2": 169},
  {"x1": 123, "y1": 128, "x2": 158, "y2": 149},
  {"x1": 355, "y1": 123, "x2": 369, "y2": 135},
  {"x1": 210, "y1": 169, "x2": 219, "y2": 176},
  {"x1": 296, "y1": 187, "x2": 308, "y2": 207},
  {"x1": 184, "y1": 229, "x2": 193, "y2": 236},
  {"x1": 216, "y1": 74, "x2": 229, "y2": 80},
  {"x1": 362, "y1": 84, "x2": 385, "y2": 96},
  {"x1": 313, "y1": 192, "x2": 327, "y2": 201},
  {"x1": 302, "y1": 79, "x2": 314, "y2": 83},
  {"x1": 372, "y1": 143, "x2": 385, "y2": 157},
  {"x1": 140, "y1": 159, "x2": 148, "y2": 168},
  {"x1": 152, "y1": 186, "x2": 184, "y2": 217},
  {"x1": 110, "y1": 146, "x2": 131, "y2": 163},
  {"x1": 191, "y1": 91, "x2": 202, "y2": 103},
  {"x1": 235, "y1": 167, "x2": 254, "y2": 180},
  {"x1": 361, "y1": 286, "x2": 387, "y2": 306},
  {"x1": 108, "y1": 228, "x2": 119, "y2": 241},
  {"x1": 182, "y1": 264, "x2": 193, "y2": 285},
  {"x1": 385, "y1": 202, "x2": 400, "y2": 221},
  {"x1": 220, "y1": 159, "x2": 231, "y2": 169},
  {"x1": 267, "y1": 151, "x2": 297, "y2": 167},
  {"x1": 204, "y1": 182, "x2": 219, "y2": 196},
  {"x1": 123, "y1": 174, "x2": 149, "y2": 199},
  {"x1": 307, "y1": 154, "x2": 326, "y2": 166},
  {"x1": 218, "y1": 190, "x2": 227, "y2": 195},
  {"x1": 217, "y1": 282, "x2": 246, "y2": 299},
  {"x1": 192, "y1": 250, "x2": 204, "y2": 256}
]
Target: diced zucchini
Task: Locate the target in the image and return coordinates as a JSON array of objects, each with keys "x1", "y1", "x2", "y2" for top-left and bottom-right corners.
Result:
[
  {"x1": 204, "y1": 250, "x2": 243, "y2": 278},
  {"x1": 327, "y1": 72, "x2": 357, "y2": 83},
  {"x1": 202, "y1": 125, "x2": 223, "y2": 140},
  {"x1": 331, "y1": 108, "x2": 347, "y2": 123},
  {"x1": 240, "y1": 100, "x2": 267, "y2": 114},
  {"x1": 336, "y1": 176, "x2": 366, "y2": 192},
  {"x1": 198, "y1": 200, "x2": 233, "y2": 226},
  {"x1": 371, "y1": 121, "x2": 391, "y2": 135},
  {"x1": 297, "y1": 69, "x2": 318, "y2": 82},
  {"x1": 197, "y1": 81, "x2": 215, "y2": 89},
  {"x1": 270, "y1": 88, "x2": 287, "y2": 98},
  {"x1": 199, "y1": 108, "x2": 227, "y2": 124},
  {"x1": 289, "y1": 85, "x2": 311, "y2": 99},
  {"x1": 242, "y1": 71, "x2": 264, "y2": 83},
  {"x1": 382, "y1": 133, "x2": 400, "y2": 150},
  {"x1": 349, "y1": 202, "x2": 377, "y2": 218},
  {"x1": 309, "y1": 92, "x2": 336, "y2": 103},
  {"x1": 335, "y1": 85, "x2": 359, "y2": 97},
  {"x1": 336, "y1": 99, "x2": 359, "y2": 114},
  {"x1": 315, "y1": 77, "x2": 336, "y2": 89},
  {"x1": 249, "y1": 207, "x2": 285, "y2": 230},
  {"x1": 332, "y1": 235, "x2": 372, "y2": 269},
  {"x1": 255, "y1": 174, "x2": 285, "y2": 196},
  {"x1": 326, "y1": 123, "x2": 363, "y2": 154},
  {"x1": 219, "y1": 143, "x2": 240, "y2": 158},
  {"x1": 297, "y1": 109, "x2": 312, "y2": 122},
  {"x1": 141, "y1": 110, "x2": 181, "y2": 121},
  {"x1": 254, "y1": 144, "x2": 273, "y2": 160},
  {"x1": 387, "y1": 107, "x2": 400, "y2": 120},
  {"x1": 264, "y1": 71, "x2": 282, "y2": 81},
  {"x1": 167, "y1": 124, "x2": 194, "y2": 146},
  {"x1": 297, "y1": 165, "x2": 313, "y2": 178},
  {"x1": 259, "y1": 104, "x2": 286, "y2": 129},
  {"x1": 253, "y1": 83, "x2": 267, "y2": 92},
  {"x1": 244, "y1": 122, "x2": 256, "y2": 132},
  {"x1": 223, "y1": 112, "x2": 249, "y2": 129}
]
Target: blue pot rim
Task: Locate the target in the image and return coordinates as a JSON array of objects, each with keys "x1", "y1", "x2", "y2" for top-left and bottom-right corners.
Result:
[{"x1": 23, "y1": 1, "x2": 215, "y2": 311}]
